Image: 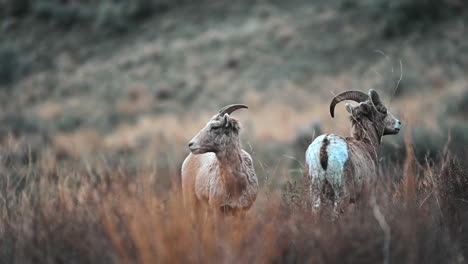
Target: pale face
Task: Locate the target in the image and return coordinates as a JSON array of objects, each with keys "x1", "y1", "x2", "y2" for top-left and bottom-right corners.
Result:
[
  {"x1": 188, "y1": 114, "x2": 239, "y2": 154},
  {"x1": 382, "y1": 110, "x2": 401, "y2": 135}
]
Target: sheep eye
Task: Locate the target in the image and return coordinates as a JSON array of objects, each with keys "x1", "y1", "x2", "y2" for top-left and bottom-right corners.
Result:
[
  {"x1": 211, "y1": 126, "x2": 221, "y2": 131},
  {"x1": 381, "y1": 109, "x2": 387, "y2": 115}
]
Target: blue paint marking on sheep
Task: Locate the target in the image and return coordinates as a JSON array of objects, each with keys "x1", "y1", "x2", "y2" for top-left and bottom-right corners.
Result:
[{"x1": 306, "y1": 134, "x2": 348, "y2": 186}]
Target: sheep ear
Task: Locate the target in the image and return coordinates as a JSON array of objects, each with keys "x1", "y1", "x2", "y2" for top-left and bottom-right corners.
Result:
[
  {"x1": 223, "y1": 114, "x2": 230, "y2": 128},
  {"x1": 368, "y1": 89, "x2": 382, "y2": 107},
  {"x1": 345, "y1": 103, "x2": 355, "y2": 114},
  {"x1": 360, "y1": 102, "x2": 372, "y2": 114}
]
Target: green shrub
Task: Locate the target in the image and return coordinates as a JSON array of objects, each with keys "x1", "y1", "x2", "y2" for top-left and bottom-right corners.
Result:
[
  {"x1": 95, "y1": 0, "x2": 157, "y2": 34},
  {"x1": 54, "y1": 112, "x2": 84, "y2": 133},
  {"x1": 95, "y1": 2, "x2": 129, "y2": 34},
  {"x1": 2, "y1": 0, "x2": 173, "y2": 34},
  {"x1": 381, "y1": 121, "x2": 468, "y2": 166},
  {"x1": 33, "y1": 2, "x2": 92, "y2": 30},
  {"x1": 1, "y1": 0, "x2": 31, "y2": 17},
  {"x1": 0, "y1": 46, "x2": 29, "y2": 86},
  {"x1": 90, "y1": 111, "x2": 136, "y2": 134},
  {"x1": 359, "y1": 0, "x2": 467, "y2": 37},
  {"x1": 0, "y1": 113, "x2": 46, "y2": 137},
  {"x1": 392, "y1": 69, "x2": 426, "y2": 97},
  {"x1": 448, "y1": 122, "x2": 468, "y2": 156},
  {"x1": 447, "y1": 89, "x2": 468, "y2": 116}
]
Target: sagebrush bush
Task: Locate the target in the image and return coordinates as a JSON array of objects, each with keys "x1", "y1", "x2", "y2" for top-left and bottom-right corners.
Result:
[
  {"x1": 447, "y1": 89, "x2": 468, "y2": 116},
  {"x1": 0, "y1": 45, "x2": 26, "y2": 86},
  {"x1": 33, "y1": 2, "x2": 92, "y2": 30},
  {"x1": 380, "y1": 127, "x2": 442, "y2": 164},
  {"x1": 0, "y1": 113, "x2": 46, "y2": 137},
  {"x1": 95, "y1": 0, "x2": 158, "y2": 34},
  {"x1": 381, "y1": 112, "x2": 468, "y2": 165},
  {"x1": 0, "y1": 0, "x2": 31, "y2": 17},
  {"x1": 360, "y1": 0, "x2": 468, "y2": 37},
  {"x1": 1, "y1": 0, "x2": 171, "y2": 34}
]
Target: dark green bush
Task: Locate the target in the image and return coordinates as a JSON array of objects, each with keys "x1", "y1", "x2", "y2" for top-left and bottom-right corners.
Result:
[
  {"x1": 90, "y1": 111, "x2": 136, "y2": 134},
  {"x1": 0, "y1": 113, "x2": 46, "y2": 137},
  {"x1": 448, "y1": 122, "x2": 468, "y2": 156},
  {"x1": 391, "y1": 70, "x2": 426, "y2": 97},
  {"x1": 0, "y1": 46, "x2": 29, "y2": 86},
  {"x1": 447, "y1": 89, "x2": 468, "y2": 116},
  {"x1": 1, "y1": 0, "x2": 176, "y2": 35},
  {"x1": 360, "y1": 0, "x2": 468, "y2": 37},
  {"x1": 54, "y1": 112, "x2": 84, "y2": 133},
  {"x1": 380, "y1": 131, "x2": 432, "y2": 164},
  {"x1": 33, "y1": 2, "x2": 92, "y2": 30},
  {"x1": 0, "y1": 0, "x2": 31, "y2": 17},
  {"x1": 0, "y1": 46, "x2": 19, "y2": 85},
  {"x1": 95, "y1": 0, "x2": 157, "y2": 34},
  {"x1": 381, "y1": 120, "x2": 468, "y2": 166}
]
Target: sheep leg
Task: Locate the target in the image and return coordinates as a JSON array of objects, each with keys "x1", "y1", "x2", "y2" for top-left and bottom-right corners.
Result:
[
  {"x1": 311, "y1": 180, "x2": 323, "y2": 214},
  {"x1": 330, "y1": 184, "x2": 346, "y2": 219},
  {"x1": 333, "y1": 184, "x2": 354, "y2": 217}
]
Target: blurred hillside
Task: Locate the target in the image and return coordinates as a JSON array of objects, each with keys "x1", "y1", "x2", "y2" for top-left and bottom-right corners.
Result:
[
  {"x1": 1, "y1": 2, "x2": 468, "y2": 263},
  {"x1": 1, "y1": 0, "x2": 468, "y2": 183}
]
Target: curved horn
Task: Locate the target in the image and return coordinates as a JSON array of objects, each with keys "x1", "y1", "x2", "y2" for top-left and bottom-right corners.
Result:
[
  {"x1": 218, "y1": 104, "x2": 248, "y2": 116},
  {"x1": 329, "y1": 91, "x2": 368, "y2": 118}
]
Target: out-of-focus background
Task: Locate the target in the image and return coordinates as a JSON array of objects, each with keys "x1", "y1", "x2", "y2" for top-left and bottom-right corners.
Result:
[
  {"x1": 0, "y1": 0, "x2": 468, "y2": 182},
  {"x1": 0, "y1": 0, "x2": 468, "y2": 178},
  {"x1": 1, "y1": 0, "x2": 468, "y2": 183}
]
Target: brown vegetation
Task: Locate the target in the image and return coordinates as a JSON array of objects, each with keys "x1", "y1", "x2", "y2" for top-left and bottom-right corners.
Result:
[
  {"x1": 0, "y1": 135, "x2": 467, "y2": 263},
  {"x1": 1, "y1": 0, "x2": 468, "y2": 263}
]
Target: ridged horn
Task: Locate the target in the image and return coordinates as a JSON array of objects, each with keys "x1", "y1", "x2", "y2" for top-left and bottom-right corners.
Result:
[
  {"x1": 218, "y1": 104, "x2": 248, "y2": 116},
  {"x1": 329, "y1": 91, "x2": 368, "y2": 118}
]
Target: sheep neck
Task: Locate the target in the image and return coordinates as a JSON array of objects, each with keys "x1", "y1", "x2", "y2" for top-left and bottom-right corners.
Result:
[
  {"x1": 352, "y1": 118, "x2": 383, "y2": 162},
  {"x1": 216, "y1": 142, "x2": 246, "y2": 197}
]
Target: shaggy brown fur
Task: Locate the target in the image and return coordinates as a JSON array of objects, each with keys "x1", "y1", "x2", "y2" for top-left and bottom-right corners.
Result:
[
  {"x1": 306, "y1": 89, "x2": 401, "y2": 213},
  {"x1": 181, "y1": 108, "x2": 258, "y2": 221}
]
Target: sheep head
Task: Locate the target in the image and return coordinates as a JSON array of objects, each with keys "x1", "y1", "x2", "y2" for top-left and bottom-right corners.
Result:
[
  {"x1": 188, "y1": 104, "x2": 247, "y2": 154},
  {"x1": 330, "y1": 89, "x2": 401, "y2": 136}
]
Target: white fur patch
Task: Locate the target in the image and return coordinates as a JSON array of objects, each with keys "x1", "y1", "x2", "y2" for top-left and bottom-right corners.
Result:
[{"x1": 306, "y1": 134, "x2": 348, "y2": 186}]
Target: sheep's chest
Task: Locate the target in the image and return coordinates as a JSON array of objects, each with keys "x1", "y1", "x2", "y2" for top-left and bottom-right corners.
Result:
[
  {"x1": 195, "y1": 171, "x2": 232, "y2": 206},
  {"x1": 193, "y1": 159, "x2": 226, "y2": 204},
  {"x1": 198, "y1": 171, "x2": 245, "y2": 207},
  {"x1": 193, "y1": 153, "x2": 255, "y2": 210},
  {"x1": 194, "y1": 158, "x2": 218, "y2": 201}
]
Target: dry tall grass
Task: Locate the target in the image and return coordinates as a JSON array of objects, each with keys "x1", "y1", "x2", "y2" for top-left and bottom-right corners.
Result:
[{"x1": 0, "y1": 136, "x2": 467, "y2": 264}]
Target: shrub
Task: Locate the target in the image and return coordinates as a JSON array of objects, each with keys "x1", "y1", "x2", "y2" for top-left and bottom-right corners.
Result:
[
  {"x1": 448, "y1": 122, "x2": 468, "y2": 156},
  {"x1": 392, "y1": 69, "x2": 426, "y2": 97},
  {"x1": 95, "y1": 0, "x2": 158, "y2": 35},
  {"x1": 0, "y1": 45, "x2": 27, "y2": 86},
  {"x1": 33, "y1": 2, "x2": 92, "y2": 30},
  {"x1": 447, "y1": 89, "x2": 468, "y2": 116},
  {"x1": 0, "y1": 113, "x2": 46, "y2": 137},
  {"x1": 54, "y1": 112, "x2": 84, "y2": 133},
  {"x1": 381, "y1": 121, "x2": 468, "y2": 166},
  {"x1": 359, "y1": 0, "x2": 468, "y2": 37},
  {"x1": 0, "y1": 0, "x2": 31, "y2": 17},
  {"x1": 438, "y1": 157, "x2": 468, "y2": 254},
  {"x1": 0, "y1": 149, "x2": 466, "y2": 263}
]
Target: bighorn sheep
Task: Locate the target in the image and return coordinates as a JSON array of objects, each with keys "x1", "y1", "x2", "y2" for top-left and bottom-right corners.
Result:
[
  {"x1": 181, "y1": 104, "x2": 258, "y2": 220},
  {"x1": 305, "y1": 89, "x2": 401, "y2": 211}
]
